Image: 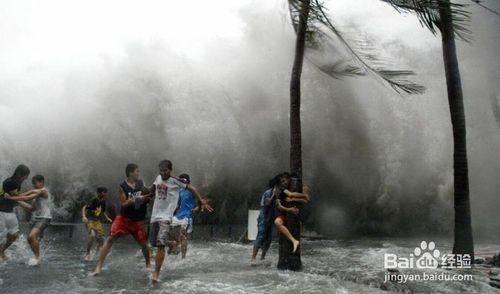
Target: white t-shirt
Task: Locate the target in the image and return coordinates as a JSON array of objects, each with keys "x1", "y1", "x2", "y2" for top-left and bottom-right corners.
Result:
[
  {"x1": 33, "y1": 189, "x2": 52, "y2": 220},
  {"x1": 150, "y1": 175, "x2": 188, "y2": 223}
]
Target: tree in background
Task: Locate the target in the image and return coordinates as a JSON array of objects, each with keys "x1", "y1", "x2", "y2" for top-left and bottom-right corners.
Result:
[{"x1": 383, "y1": 0, "x2": 475, "y2": 262}]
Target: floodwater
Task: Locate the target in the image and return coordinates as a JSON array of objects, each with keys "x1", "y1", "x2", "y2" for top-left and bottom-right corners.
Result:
[{"x1": 1, "y1": 225, "x2": 499, "y2": 293}]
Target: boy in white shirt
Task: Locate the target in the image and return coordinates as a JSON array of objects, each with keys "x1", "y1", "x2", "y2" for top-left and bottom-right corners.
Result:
[{"x1": 149, "y1": 159, "x2": 213, "y2": 283}]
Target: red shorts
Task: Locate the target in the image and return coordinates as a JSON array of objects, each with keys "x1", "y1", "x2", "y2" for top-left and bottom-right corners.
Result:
[
  {"x1": 110, "y1": 215, "x2": 147, "y2": 245},
  {"x1": 276, "y1": 214, "x2": 286, "y2": 224}
]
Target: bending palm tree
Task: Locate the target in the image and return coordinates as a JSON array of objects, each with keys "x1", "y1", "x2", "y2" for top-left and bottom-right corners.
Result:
[
  {"x1": 280, "y1": 0, "x2": 424, "y2": 270},
  {"x1": 440, "y1": 0, "x2": 474, "y2": 261},
  {"x1": 383, "y1": 0, "x2": 474, "y2": 260},
  {"x1": 278, "y1": 0, "x2": 310, "y2": 271}
]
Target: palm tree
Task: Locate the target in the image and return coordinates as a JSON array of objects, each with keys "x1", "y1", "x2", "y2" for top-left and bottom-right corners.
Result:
[
  {"x1": 383, "y1": 0, "x2": 475, "y2": 261},
  {"x1": 289, "y1": 1, "x2": 309, "y2": 188},
  {"x1": 279, "y1": 0, "x2": 425, "y2": 270},
  {"x1": 490, "y1": 92, "x2": 500, "y2": 130},
  {"x1": 278, "y1": 0, "x2": 310, "y2": 271}
]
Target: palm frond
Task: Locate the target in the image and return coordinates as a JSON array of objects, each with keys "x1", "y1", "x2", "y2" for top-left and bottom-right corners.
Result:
[
  {"x1": 288, "y1": 0, "x2": 426, "y2": 94},
  {"x1": 314, "y1": 60, "x2": 365, "y2": 79},
  {"x1": 382, "y1": 0, "x2": 472, "y2": 41}
]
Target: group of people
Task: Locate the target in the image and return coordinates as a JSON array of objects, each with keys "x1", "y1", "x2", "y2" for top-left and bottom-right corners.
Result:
[
  {"x1": 251, "y1": 172, "x2": 310, "y2": 265},
  {"x1": 0, "y1": 165, "x2": 52, "y2": 266},
  {"x1": 91, "y1": 160, "x2": 212, "y2": 282},
  {"x1": 0, "y1": 163, "x2": 310, "y2": 283},
  {"x1": 0, "y1": 160, "x2": 213, "y2": 283}
]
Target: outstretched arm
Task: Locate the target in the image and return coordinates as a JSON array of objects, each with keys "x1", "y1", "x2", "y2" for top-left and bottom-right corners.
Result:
[
  {"x1": 283, "y1": 189, "x2": 310, "y2": 201},
  {"x1": 38, "y1": 188, "x2": 49, "y2": 198},
  {"x1": 140, "y1": 186, "x2": 152, "y2": 204},
  {"x1": 82, "y1": 205, "x2": 88, "y2": 223},
  {"x1": 187, "y1": 185, "x2": 213, "y2": 212},
  {"x1": 104, "y1": 212, "x2": 113, "y2": 223},
  {"x1": 17, "y1": 200, "x2": 34, "y2": 212},
  {"x1": 4, "y1": 189, "x2": 41, "y2": 202},
  {"x1": 285, "y1": 197, "x2": 309, "y2": 204}
]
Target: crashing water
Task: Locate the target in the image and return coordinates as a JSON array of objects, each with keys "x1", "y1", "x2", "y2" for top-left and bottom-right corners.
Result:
[
  {"x1": 0, "y1": 0, "x2": 499, "y2": 237},
  {"x1": 1, "y1": 227, "x2": 499, "y2": 293}
]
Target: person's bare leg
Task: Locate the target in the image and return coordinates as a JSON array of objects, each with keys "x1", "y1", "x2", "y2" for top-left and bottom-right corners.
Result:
[
  {"x1": 274, "y1": 218, "x2": 299, "y2": 253},
  {"x1": 180, "y1": 233, "x2": 188, "y2": 259},
  {"x1": 92, "y1": 235, "x2": 118, "y2": 275},
  {"x1": 1, "y1": 233, "x2": 19, "y2": 261},
  {"x1": 1, "y1": 233, "x2": 18, "y2": 257},
  {"x1": 4, "y1": 233, "x2": 18, "y2": 249},
  {"x1": 152, "y1": 246, "x2": 165, "y2": 283},
  {"x1": 140, "y1": 243, "x2": 151, "y2": 269},
  {"x1": 0, "y1": 243, "x2": 7, "y2": 261},
  {"x1": 0, "y1": 244, "x2": 6, "y2": 261},
  {"x1": 261, "y1": 226, "x2": 272, "y2": 259},
  {"x1": 28, "y1": 228, "x2": 41, "y2": 260},
  {"x1": 95, "y1": 236, "x2": 104, "y2": 257},
  {"x1": 261, "y1": 248, "x2": 268, "y2": 260},
  {"x1": 85, "y1": 230, "x2": 96, "y2": 261},
  {"x1": 0, "y1": 245, "x2": 7, "y2": 261},
  {"x1": 251, "y1": 245, "x2": 259, "y2": 263}
]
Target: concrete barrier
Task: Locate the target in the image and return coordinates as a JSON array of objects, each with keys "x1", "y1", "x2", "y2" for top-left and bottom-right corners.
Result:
[{"x1": 247, "y1": 210, "x2": 259, "y2": 241}]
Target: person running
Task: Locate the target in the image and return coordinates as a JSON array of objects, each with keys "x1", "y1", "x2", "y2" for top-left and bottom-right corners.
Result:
[
  {"x1": 0, "y1": 165, "x2": 41, "y2": 261},
  {"x1": 251, "y1": 173, "x2": 283, "y2": 265},
  {"x1": 24, "y1": 175, "x2": 53, "y2": 266},
  {"x1": 274, "y1": 174, "x2": 310, "y2": 254},
  {"x1": 92, "y1": 163, "x2": 152, "y2": 275},
  {"x1": 175, "y1": 173, "x2": 199, "y2": 259},
  {"x1": 82, "y1": 187, "x2": 112, "y2": 261},
  {"x1": 150, "y1": 160, "x2": 213, "y2": 283}
]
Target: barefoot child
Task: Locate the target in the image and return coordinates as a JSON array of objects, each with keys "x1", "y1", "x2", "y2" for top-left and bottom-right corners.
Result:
[
  {"x1": 82, "y1": 187, "x2": 112, "y2": 261},
  {"x1": 150, "y1": 160, "x2": 213, "y2": 283},
  {"x1": 93, "y1": 164, "x2": 152, "y2": 275},
  {"x1": 0, "y1": 165, "x2": 41, "y2": 261},
  {"x1": 274, "y1": 174, "x2": 310, "y2": 254},
  {"x1": 175, "y1": 173, "x2": 199, "y2": 259},
  {"x1": 24, "y1": 175, "x2": 53, "y2": 265}
]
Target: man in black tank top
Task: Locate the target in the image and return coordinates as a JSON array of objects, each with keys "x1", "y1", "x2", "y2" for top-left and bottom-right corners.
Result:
[
  {"x1": 119, "y1": 179, "x2": 148, "y2": 221},
  {"x1": 93, "y1": 163, "x2": 152, "y2": 275}
]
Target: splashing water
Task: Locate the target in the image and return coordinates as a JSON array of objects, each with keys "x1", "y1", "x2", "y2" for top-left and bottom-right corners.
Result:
[{"x1": 1, "y1": 226, "x2": 499, "y2": 293}]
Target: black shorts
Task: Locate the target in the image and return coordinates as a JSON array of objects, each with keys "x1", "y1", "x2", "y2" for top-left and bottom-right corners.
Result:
[{"x1": 30, "y1": 218, "x2": 51, "y2": 238}]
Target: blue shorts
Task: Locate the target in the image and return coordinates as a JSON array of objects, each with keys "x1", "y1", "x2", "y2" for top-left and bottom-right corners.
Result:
[{"x1": 254, "y1": 213, "x2": 273, "y2": 251}]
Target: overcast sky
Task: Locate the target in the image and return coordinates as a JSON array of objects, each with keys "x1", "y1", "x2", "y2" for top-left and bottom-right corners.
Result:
[{"x1": 0, "y1": 0, "x2": 497, "y2": 79}]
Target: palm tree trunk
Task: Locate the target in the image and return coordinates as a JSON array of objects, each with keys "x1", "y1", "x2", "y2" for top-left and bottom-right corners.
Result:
[
  {"x1": 278, "y1": 0, "x2": 310, "y2": 271},
  {"x1": 290, "y1": 1, "x2": 308, "y2": 182},
  {"x1": 438, "y1": 0, "x2": 474, "y2": 260},
  {"x1": 489, "y1": 92, "x2": 500, "y2": 130}
]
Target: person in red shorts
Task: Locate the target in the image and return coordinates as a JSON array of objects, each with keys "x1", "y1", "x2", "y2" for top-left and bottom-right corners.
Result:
[
  {"x1": 274, "y1": 173, "x2": 310, "y2": 254},
  {"x1": 92, "y1": 163, "x2": 152, "y2": 275}
]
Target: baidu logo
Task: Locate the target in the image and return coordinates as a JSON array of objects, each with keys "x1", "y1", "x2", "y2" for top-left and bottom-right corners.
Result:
[
  {"x1": 384, "y1": 241, "x2": 471, "y2": 270},
  {"x1": 414, "y1": 241, "x2": 440, "y2": 268}
]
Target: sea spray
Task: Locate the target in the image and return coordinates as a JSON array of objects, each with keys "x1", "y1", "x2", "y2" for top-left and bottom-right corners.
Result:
[{"x1": 0, "y1": 0, "x2": 498, "y2": 236}]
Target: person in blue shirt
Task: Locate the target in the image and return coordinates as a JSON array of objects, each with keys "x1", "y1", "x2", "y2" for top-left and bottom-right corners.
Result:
[{"x1": 175, "y1": 173, "x2": 199, "y2": 259}]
